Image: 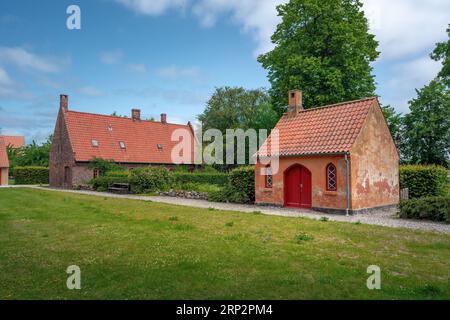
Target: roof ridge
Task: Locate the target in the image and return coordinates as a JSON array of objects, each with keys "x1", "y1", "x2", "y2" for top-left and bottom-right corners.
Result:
[
  {"x1": 283, "y1": 97, "x2": 377, "y2": 116},
  {"x1": 65, "y1": 109, "x2": 189, "y2": 127}
]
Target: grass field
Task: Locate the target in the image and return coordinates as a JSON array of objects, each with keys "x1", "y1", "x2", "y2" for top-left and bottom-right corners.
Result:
[{"x1": 0, "y1": 188, "x2": 449, "y2": 300}]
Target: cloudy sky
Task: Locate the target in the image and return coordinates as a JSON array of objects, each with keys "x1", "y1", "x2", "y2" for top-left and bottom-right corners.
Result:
[{"x1": 0, "y1": 0, "x2": 448, "y2": 143}]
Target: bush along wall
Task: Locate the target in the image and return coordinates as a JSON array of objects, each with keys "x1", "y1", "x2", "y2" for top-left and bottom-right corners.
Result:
[
  {"x1": 129, "y1": 167, "x2": 172, "y2": 194},
  {"x1": 172, "y1": 172, "x2": 228, "y2": 186},
  {"x1": 400, "y1": 165, "x2": 447, "y2": 199},
  {"x1": 209, "y1": 166, "x2": 255, "y2": 204},
  {"x1": 13, "y1": 166, "x2": 49, "y2": 185},
  {"x1": 399, "y1": 197, "x2": 450, "y2": 223}
]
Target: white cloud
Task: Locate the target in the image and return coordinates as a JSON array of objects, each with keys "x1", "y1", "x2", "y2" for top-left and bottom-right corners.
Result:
[
  {"x1": 100, "y1": 50, "x2": 124, "y2": 65},
  {"x1": 381, "y1": 56, "x2": 441, "y2": 112},
  {"x1": 0, "y1": 66, "x2": 16, "y2": 97},
  {"x1": 127, "y1": 63, "x2": 147, "y2": 73},
  {"x1": 77, "y1": 86, "x2": 104, "y2": 97},
  {"x1": 0, "y1": 47, "x2": 64, "y2": 73},
  {"x1": 114, "y1": 0, "x2": 188, "y2": 15},
  {"x1": 156, "y1": 65, "x2": 201, "y2": 80},
  {"x1": 363, "y1": 0, "x2": 450, "y2": 60}
]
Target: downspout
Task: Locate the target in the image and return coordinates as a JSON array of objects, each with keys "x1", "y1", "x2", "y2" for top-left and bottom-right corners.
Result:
[{"x1": 345, "y1": 153, "x2": 351, "y2": 216}]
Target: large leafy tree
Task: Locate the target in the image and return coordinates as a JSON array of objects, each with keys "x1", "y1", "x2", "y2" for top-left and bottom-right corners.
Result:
[
  {"x1": 401, "y1": 80, "x2": 450, "y2": 167},
  {"x1": 381, "y1": 105, "x2": 402, "y2": 142},
  {"x1": 431, "y1": 24, "x2": 450, "y2": 87},
  {"x1": 198, "y1": 87, "x2": 279, "y2": 168},
  {"x1": 7, "y1": 136, "x2": 52, "y2": 171},
  {"x1": 258, "y1": 0, "x2": 379, "y2": 114}
]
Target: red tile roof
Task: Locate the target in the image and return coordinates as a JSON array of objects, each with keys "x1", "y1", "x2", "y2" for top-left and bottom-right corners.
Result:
[
  {"x1": 63, "y1": 110, "x2": 196, "y2": 164},
  {"x1": 258, "y1": 97, "x2": 377, "y2": 157},
  {"x1": 0, "y1": 137, "x2": 10, "y2": 168},
  {"x1": 0, "y1": 136, "x2": 25, "y2": 148}
]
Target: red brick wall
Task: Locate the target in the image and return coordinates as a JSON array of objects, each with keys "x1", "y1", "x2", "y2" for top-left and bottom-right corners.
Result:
[{"x1": 49, "y1": 109, "x2": 76, "y2": 188}]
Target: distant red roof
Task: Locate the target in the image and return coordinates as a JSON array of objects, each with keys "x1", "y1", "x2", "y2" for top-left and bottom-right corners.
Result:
[
  {"x1": 258, "y1": 97, "x2": 377, "y2": 157},
  {"x1": 63, "y1": 110, "x2": 196, "y2": 164},
  {"x1": 0, "y1": 136, "x2": 25, "y2": 149},
  {"x1": 0, "y1": 137, "x2": 10, "y2": 168}
]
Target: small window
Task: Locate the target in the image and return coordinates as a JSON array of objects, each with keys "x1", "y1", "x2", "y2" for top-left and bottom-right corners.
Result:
[
  {"x1": 157, "y1": 144, "x2": 163, "y2": 151},
  {"x1": 93, "y1": 168, "x2": 101, "y2": 179},
  {"x1": 326, "y1": 163, "x2": 337, "y2": 191},
  {"x1": 265, "y1": 166, "x2": 273, "y2": 188},
  {"x1": 108, "y1": 125, "x2": 113, "y2": 132},
  {"x1": 91, "y1": 139, "x2": 99, "y2": 147},
  {"x1": 119, "y1": 141, "x2": 126, "y2": 149}
]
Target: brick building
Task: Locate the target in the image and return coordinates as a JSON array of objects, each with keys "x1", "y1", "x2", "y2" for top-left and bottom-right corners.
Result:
[
  {"x1": 255, "y1": 90, "x2": 399, "y2": 214},
  {"x1": 50, "y1": 95, "x2": 196, "y2": 188}
]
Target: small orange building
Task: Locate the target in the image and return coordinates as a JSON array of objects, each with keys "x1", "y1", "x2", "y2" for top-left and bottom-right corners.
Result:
[
  {"x1": 255, "y1": 90, "x2": 399, "y2": 214},
  {"x1": 0, "y1": 137, "x2": 10, "y2": 186}
]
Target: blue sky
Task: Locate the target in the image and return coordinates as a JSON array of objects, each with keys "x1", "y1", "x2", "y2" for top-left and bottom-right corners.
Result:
[{"x1": 0, "y1": 0, "x2": 449, "y2": 143}]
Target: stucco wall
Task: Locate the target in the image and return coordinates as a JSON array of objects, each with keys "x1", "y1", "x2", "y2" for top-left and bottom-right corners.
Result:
[
  {"x1": 255, "y1": 155, "x2": 347, "y2": 210},
  {"x1": 349, "y1": 103, "x2": 400, "y2": 210},
  {"x1": 0, "y1": 168, "x2": 8, "y2": 185}
]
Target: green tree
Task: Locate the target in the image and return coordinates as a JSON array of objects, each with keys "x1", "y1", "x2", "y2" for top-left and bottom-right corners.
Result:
[
  {"x1": 381, "y1": 105, "x2": 402, "y2": 141},
  {"x1": 198, "y1": 87, "x2": 279, "y2": 169},
  {"x1": 258, "y1": 0, "x2": 379, "y2": 114},
  {"x1": 431, "y1": 24, "x2": 450, "y2": 87},
  {"x1": 401, "y1": 80, "x2": 450, "y2": 167},
  {"x1": 8, "y1": 136, "x2": 52, "y2": 171}
]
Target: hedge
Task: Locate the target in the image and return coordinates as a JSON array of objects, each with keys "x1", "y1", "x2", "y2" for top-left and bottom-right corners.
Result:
[
  {"x1": 209, "y1": 166, "x2": 255, "y2": 204},
  {"x1": 13, "y1": 166, "x2": 49, "y2": 185},
  {"x1": 89, "y1": 176, "x2": 131, "y2": 192},
  {"x1": 130, "y1": 167, "x2": 172, "y2": 194},
  {"x1": 399, "y1": 197, "x2": 450, "y2": 223},
  {"x1": 172, "y1": 172, "x2": 228, "y2": 186},
  {"x1": 400, "y1": 165, "x2": 447, "y2": 199}
]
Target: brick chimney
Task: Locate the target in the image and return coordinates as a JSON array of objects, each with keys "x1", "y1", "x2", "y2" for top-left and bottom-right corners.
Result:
[
  {"x1": 161, "y1": 113, "x2": 167, "y2": 124},
  {"x1": 287, "y1": 90, "x2": 302, "y2": 116},
  {"x1": 60, "y1": 94, "x2": 68, "y2": 111},
  {"x1": 131, "y1": 109, "x2": 141, "y2": 121}
]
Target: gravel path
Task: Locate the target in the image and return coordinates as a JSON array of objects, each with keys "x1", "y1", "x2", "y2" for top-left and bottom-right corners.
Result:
[{"x1": 6, "y1": 185, "x2": 450, "y2": 234}]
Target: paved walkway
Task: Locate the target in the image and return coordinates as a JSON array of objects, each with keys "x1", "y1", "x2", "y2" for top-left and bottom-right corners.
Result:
[{"x1": 5, "y1": 185, "x2": 450, "y2": 234}]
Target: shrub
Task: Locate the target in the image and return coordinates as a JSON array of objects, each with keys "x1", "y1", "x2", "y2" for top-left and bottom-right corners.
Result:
[
  {"x1": 172, "y1": 172, "x2": 228, "y2": 186},
  {"x1": 13, "y1": 166, "x2": 49, "y2": 185},
  {"x1": 105, "y1": 171, "x2": 130, "y2": 178},
  {"x1": 88, "y1": 157, "x2": 125, "y2": 175},
  {"x1": 130, "y1": 167, "x2": 172, "y2": 193},
  {"x1": 399, "y1": 197, "x2": 450, "y2": 223},
  {"x1": 400, "y1": 165, "x2": 447, "y2": 199},
  {"x1": 89, "y1": 176, "x2": 130, "y2": 191},
  {"x1": 227, "y1": 166, "x2": 255, "y2": 203}
]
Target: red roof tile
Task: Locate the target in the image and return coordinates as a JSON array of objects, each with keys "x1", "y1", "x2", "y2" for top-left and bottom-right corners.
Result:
[
  {"x1": 63, "y1": 110, "x2": 196, "y2": 164},
  {"x1": 0, "y1": 137, "x2": 10, "y2": 168},
  {"x1": 0, "y1": 136, "x2": 25, "y2": 148},
  {"x1": 258, "y1": 97, "x2": 376, "y2": 157}
]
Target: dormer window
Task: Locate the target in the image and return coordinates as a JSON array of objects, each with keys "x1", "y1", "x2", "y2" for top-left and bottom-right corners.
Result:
[
  {"x1": 119, "y1": 141, "x2": 126, "y2": 149},
  {"x1": 157, "y1": 144, "x2": 163, "y2": 151},
  {"x1": 91, "y1": 139, "x2": 99, "y2": 147}
]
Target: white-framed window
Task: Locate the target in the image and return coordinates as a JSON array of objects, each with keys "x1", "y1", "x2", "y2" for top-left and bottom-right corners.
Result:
[
  {"x1": 91, "y1": 139, "x2": 98, "y2": 147},
  {"x1": 265, "y1": 166, "x2": 273, "y2": 188},
  {"x1": 157, "y1": 144, "x2": 163, "y2": 151},
  {"x1": 119, "y1": 141, "x2": 126, "y2": 149},
  {"x1": 326, "y1": 163, "x2": 337, "y2": 191}
]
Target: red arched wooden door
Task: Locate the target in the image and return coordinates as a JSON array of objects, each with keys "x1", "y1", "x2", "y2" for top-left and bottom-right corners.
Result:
[{"x1": 284, "y1": 165, "x2": 312, "y2": 209}]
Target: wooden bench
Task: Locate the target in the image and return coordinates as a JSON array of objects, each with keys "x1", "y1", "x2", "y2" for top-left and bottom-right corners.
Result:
[{"x1": 108, "y1": 183, "x2": 131, "y2": 194}]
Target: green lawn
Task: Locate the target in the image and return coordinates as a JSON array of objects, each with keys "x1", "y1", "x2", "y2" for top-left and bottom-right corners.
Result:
[{"x1": 0, "y1": 188, "x2": 449, "y2": 300}]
